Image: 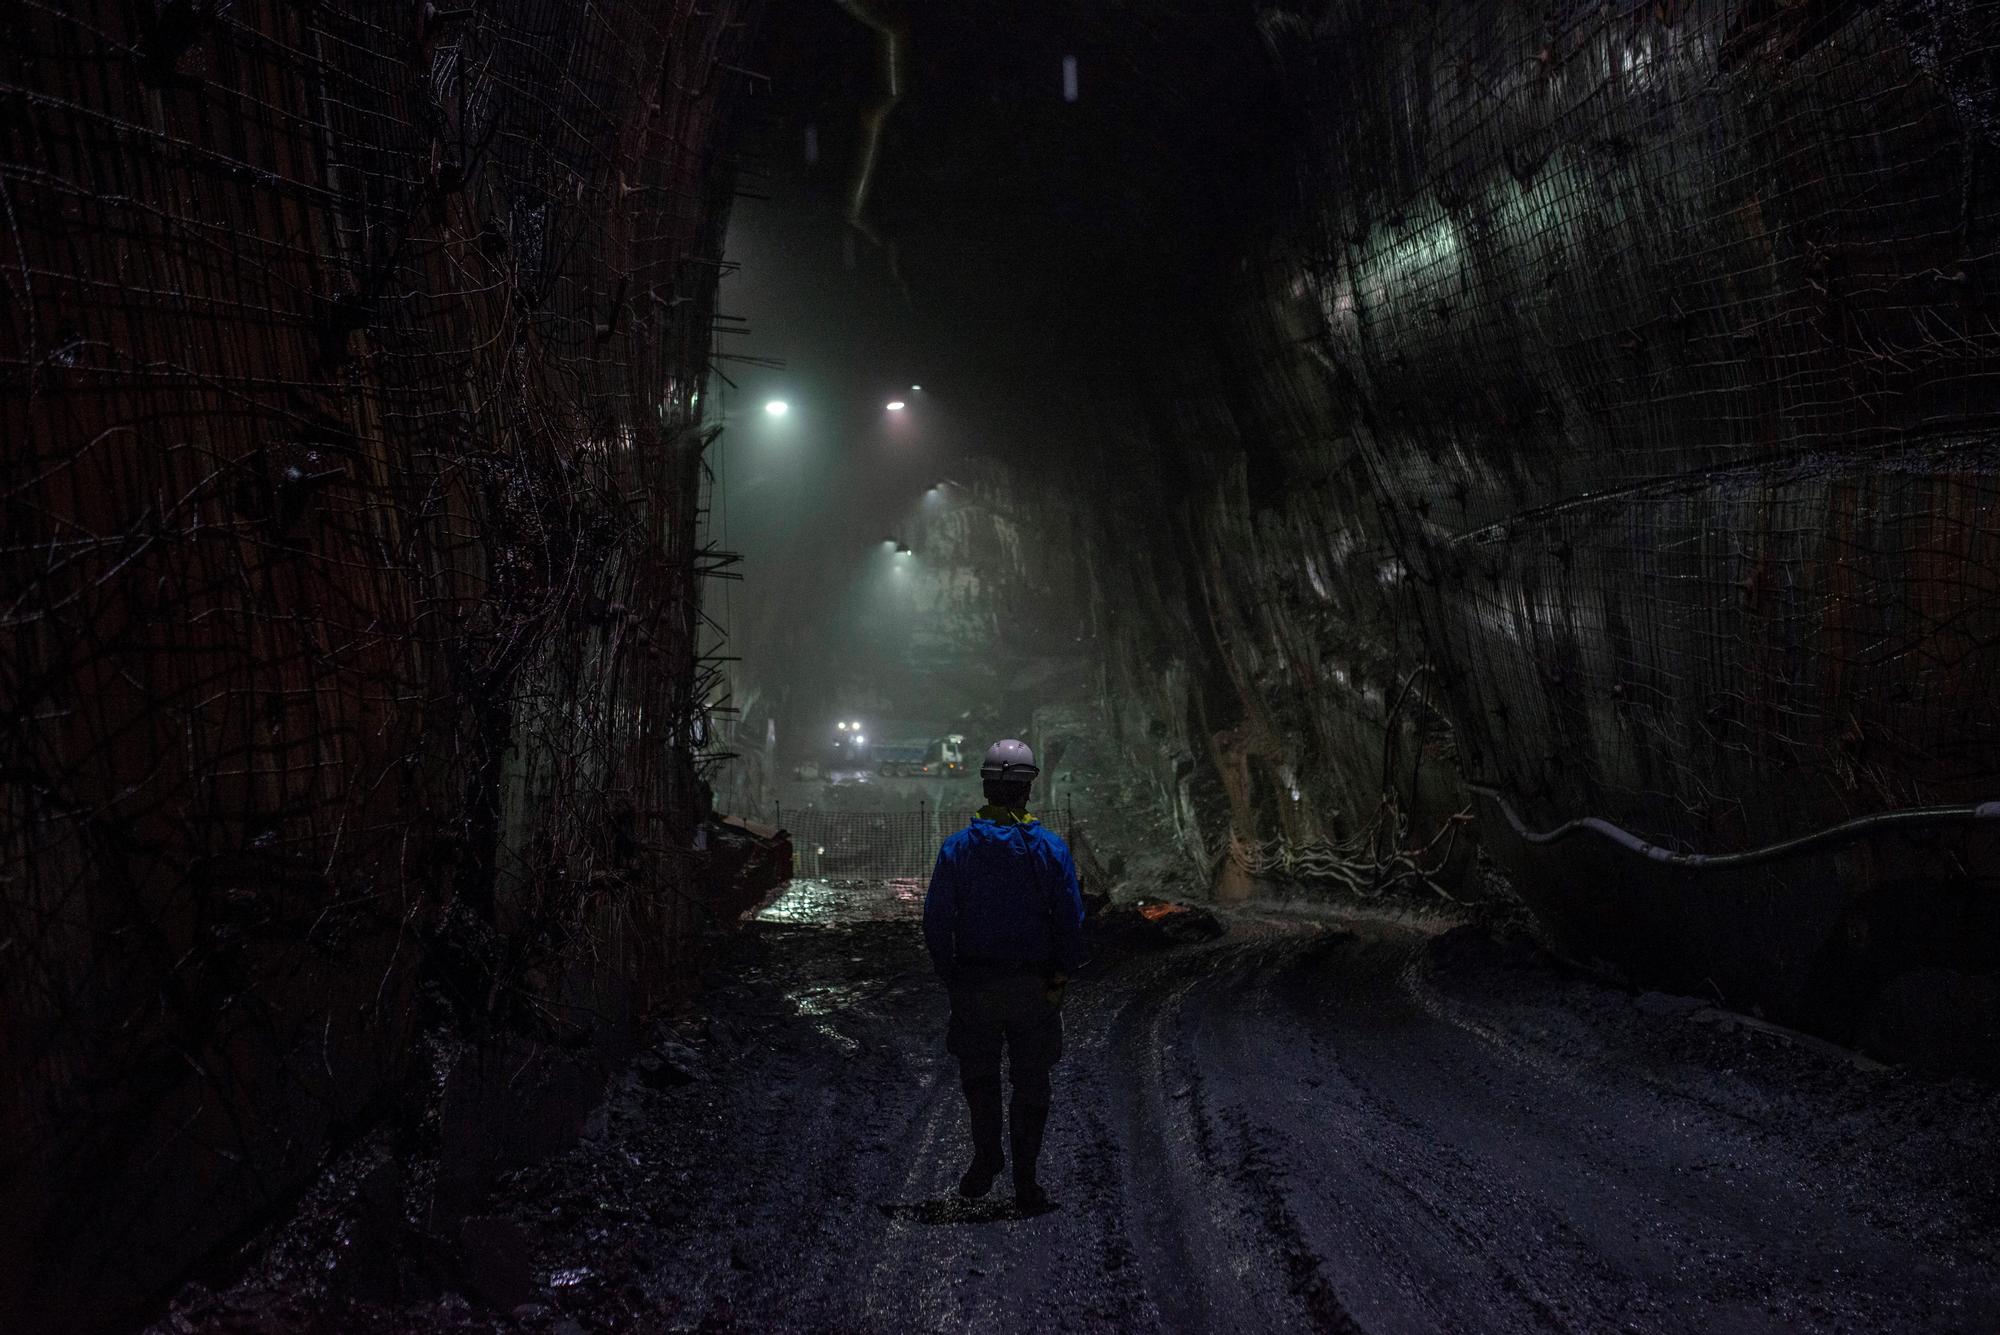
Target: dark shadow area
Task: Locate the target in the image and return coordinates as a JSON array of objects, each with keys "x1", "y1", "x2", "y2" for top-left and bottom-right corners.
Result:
[{"x1": 876, "y1": 1198, "x2": 1059, "y2": 1225}]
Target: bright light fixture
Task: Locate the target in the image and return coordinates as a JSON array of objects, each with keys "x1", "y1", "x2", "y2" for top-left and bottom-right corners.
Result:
[
  {"x1": 764, "y1": 399, "x2": 789, "y2": 417},
  {"x1": 885, "y1": 400, "x2": 906, "y2": 412},
  {"x1": 854, "y1": 734, "x2": 865, "y2": 745},
  {"x1": 910, "y1": 384, "x2": 922, "y2": 392},
  {"x1": 837, "y1": 722, "x2": 849, "y2": 731}
]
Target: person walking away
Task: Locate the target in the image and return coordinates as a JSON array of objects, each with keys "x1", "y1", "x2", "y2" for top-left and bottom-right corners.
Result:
[{"x1": 922, "y1": 738, "x2": 1085, "y2": 1212}]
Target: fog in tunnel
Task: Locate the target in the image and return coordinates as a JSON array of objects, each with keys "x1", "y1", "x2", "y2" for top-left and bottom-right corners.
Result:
[
  {"x1": 5, "y1": 1, "x2": 2000, "y2": 1329},
  {"x1": 707, "y1": 0, "x2": 1291, "y2": 796}
]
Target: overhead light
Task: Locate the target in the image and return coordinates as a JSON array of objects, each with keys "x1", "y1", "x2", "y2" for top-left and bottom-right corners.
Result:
[
  {"x1": 895, "y1": 543, "x2": 912, "y2": 555},
  {"x1": 910, "y1": 384, "x2": 922, "y2": 392},
  {"x1": 837, "y1": 722, "x2": 849, "y2": 731},
  {"x1": 885, "y1": 400, "x2": 906, "y2": 412},
  {"x1": 854, "y1": 734, "x2": 865, "y2": 745},
  {"x1": 764, "y1": 399, "x2": 789, "y2": 417}
]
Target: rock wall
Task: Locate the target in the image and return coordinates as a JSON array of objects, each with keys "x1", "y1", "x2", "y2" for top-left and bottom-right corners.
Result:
[
  {"x1": 0, "y1": 4, "x2": 761, "y2": 1326},
  {"x1": 1059, "y1": 0, "x2": 2000, "y2": 1054}
]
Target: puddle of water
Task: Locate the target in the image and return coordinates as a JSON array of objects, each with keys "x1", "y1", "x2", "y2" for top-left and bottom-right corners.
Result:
[
  {"x1": 789, "y1": 983, "x2": 863, "y2": 1016},
  {"x1": 756, "y1": 877, "x2": 926, "y2": 924},
  {"x1": 784, "y1": 982, "x2": 880, "y2": 1057}
]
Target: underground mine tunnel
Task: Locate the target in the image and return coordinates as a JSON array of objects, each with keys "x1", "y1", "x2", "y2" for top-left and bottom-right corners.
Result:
[{"x1": 3, "y1": 0, "x2": 1999, "y2": 1331}]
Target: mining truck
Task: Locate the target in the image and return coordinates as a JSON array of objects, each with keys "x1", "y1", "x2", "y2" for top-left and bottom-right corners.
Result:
[{"x1": 870, "y1": 733, "x2": 967, "y2": 778}]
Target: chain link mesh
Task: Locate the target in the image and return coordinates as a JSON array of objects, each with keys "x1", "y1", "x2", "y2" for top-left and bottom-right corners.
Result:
[
  {"x1": 0, "y1": 0, "x2": 759, "y2": 1319},
  {"x1": 1258, "y1": 0, "x2": 2000, "y2": 850}
]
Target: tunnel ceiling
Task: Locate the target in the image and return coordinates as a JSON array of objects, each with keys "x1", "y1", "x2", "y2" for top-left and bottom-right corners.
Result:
[{"x1": 766, "y1": 0, "x2": 1293, "y2": 398}]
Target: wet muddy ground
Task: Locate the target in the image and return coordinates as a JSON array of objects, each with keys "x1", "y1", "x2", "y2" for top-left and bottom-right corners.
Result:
[{"x1": 159, "y1": 881, "x2": 2000, "y2": 1333}]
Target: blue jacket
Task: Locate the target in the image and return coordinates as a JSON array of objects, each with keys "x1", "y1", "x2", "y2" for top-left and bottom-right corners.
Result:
[{"x1": 923, "y1": 812, "x2": 1086, "y2": 976}]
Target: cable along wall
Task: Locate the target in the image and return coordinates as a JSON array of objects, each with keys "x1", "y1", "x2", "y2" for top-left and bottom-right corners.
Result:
[
  {"x1": 0, "y1": 1, "x2": 760, "y2": 1323},
  {"x1": 1067, "y1": 1, "x2": 2000, "y2": 1028}
]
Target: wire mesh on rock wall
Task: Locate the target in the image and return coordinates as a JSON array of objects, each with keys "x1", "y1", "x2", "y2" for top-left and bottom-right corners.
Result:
[
  {"x1": 1070, "y1": 1, "x2": 1997, "y2": 1008},
  {"x1": 0, "y1": 1, "x2": 759, "y2": 1323},
  {"x1": 1265, "y1": 0, "x2": 2000, "y2": 849}
]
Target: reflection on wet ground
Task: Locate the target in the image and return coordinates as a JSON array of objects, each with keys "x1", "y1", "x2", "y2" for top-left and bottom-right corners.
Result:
[
  {"x1": 755, "y1": 876, "x2": 926, "y2": 924},
  {"x1": 784, "y1": 981, "x2": 879, "y2": 1056},
  {"x1": 749, "y1": 877, "x2": 928, "y2": 1058}
]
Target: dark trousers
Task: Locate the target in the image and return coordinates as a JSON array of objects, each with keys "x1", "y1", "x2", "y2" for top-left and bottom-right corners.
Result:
[{"x1": 945, "y1": 971, "x2": 1063, "y2": 1181}]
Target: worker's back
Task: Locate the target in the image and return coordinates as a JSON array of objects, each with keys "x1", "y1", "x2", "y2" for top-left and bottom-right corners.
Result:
[
  {"x1": 925, "y1": 740, "x2": 1078, "y2": 1212},
  {"x1": 926, "y1": 815, "x2": 1083, "y2": 971}
]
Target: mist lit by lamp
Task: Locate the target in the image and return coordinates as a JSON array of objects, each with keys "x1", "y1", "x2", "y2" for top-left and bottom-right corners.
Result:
[{"x1": 764, "y1": 399, "x2": 789, "y2": 417}]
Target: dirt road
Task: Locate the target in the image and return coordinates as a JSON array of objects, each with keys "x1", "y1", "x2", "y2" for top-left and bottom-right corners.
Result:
[{"x1": 165, "y1": 880, "x2": 2000, "y2": 1332}]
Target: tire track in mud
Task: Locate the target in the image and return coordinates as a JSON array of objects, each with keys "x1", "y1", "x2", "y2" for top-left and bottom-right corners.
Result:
[
  {"x1": 1220, "y1": 927, "x2": 1710, "y2": 1332},
  {"x1": 1219, "y1": 916, "x2": 1998, "y2": 1333},
  {"x1": 1100, "y1": 945, "x2": 1237, "y2": 1328},
  {"x1": 1066, "y1": 1101, "x2": 1156, "y2": 1328},
  {"x1": 1133, "y1": 929, "x2": 1436, "y2": 1333},
  {"x1": 1218, "y1": 1105, "x2": 1367, "y2": 1333},
  {"x1": 858, "y1": 1069, "x2": 966, "y2": 1330},
  {"x1": 1088, "y1": 912, "x2": 2000, "y2": 1334},
  {"x1": 1244, "y1": 933, "x2": 1598, "y2": 1332},
  {"x1": 178, "y1": 898, "x2": 2000, "y2": 1332},
  {"x1": 1102, "y1": 931, "x2": 1371, "y2": 1331}
]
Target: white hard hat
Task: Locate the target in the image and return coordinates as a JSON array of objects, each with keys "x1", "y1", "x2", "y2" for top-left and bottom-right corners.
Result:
[{"x1": 979, "y1": 738, "x2": 1039, "y2": 780}]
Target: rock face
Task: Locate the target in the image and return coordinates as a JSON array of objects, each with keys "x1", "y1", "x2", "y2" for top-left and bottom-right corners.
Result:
[
  {"x1": 1055, "y1": 1, "x2": 2000, "y2": 1056},
  {"x1": 0, "y1": 3, "x2": 761, "y2": 1326},
  {"x1": 903, "y1": 463, "x2": 1097, "y2": 726}
]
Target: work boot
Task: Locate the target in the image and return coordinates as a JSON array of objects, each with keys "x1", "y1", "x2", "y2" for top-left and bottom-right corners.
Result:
[
  {"x1": 1010, "y1": 1099, "x2": 1051, "y2": 1212},
  {"x1": 957, "y1": 1077, "x2": 1005, "y2": 1199}
]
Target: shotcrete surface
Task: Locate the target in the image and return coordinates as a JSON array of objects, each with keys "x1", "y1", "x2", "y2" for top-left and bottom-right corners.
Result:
[{"x1": 163, "y1": 882, "x2": 2000, "y2": 1333}]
